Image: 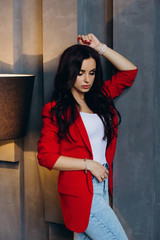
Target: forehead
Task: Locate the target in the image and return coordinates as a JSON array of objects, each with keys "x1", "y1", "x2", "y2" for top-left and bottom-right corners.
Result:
[{"x1": 81, "y1": 58, "x2": 96, "y2": 70}]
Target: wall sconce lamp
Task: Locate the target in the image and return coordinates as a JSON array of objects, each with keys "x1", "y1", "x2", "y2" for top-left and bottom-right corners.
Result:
[{"x1": 0, "y1": 74, "x2": 35, "y2": 140}]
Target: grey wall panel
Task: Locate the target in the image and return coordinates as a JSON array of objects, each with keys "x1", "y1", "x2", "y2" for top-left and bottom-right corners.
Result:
[
  {"x1": 78, "y1": 0, "x2": 105, "y2": 39},
  {"x1": 152, "y1": 0, "x2": 160, "y2": 239},
  {"x1": 21, "y1": 0, "x2": 47, "y2": 239},
  {"x1": 42, "y1": 0, "x2": 77, "y2": 239},
  {"x1": 113, "y1": 0, "x2": 160, "y2": 239},
  {"x1": 43, "y1": 0, "x2": 77, "y2": 104}
]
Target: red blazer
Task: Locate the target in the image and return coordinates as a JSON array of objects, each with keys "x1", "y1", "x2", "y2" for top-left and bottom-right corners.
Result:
[{"x1": 37, "y1": 68, "x2": 138, "y2": 233}]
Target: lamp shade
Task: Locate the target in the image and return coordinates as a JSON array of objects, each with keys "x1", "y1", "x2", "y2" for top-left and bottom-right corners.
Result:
[{"x1": 0, "y1": 74, "x2": 35, "y2": 140}]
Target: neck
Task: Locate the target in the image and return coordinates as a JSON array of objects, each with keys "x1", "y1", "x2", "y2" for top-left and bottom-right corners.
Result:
[{"x1": 71, "y1": 89, "x2": 85, "y2": 103}]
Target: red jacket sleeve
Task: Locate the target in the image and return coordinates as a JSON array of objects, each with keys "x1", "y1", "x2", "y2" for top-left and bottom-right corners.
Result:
[
  {"x1": 103, "y1": 68, "x2": 138, "y2": 99},
  {"x1": 37, "y1": 102, "x2": 61, "y2": 170}
]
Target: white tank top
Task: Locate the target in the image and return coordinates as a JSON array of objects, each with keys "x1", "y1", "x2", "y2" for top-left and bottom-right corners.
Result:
[{"x1": 80, "y1": 112, "x2": 107, "y2": 165}]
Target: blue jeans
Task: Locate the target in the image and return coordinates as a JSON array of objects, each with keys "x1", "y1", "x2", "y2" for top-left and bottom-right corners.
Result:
[{"x1": 74, "y1": 163, "x2": 128, "y2": 240}]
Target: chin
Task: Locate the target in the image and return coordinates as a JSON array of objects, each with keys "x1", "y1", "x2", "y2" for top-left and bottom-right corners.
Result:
[{"x1": 82, "y1": 89, "x2": 90, "y2": 93}]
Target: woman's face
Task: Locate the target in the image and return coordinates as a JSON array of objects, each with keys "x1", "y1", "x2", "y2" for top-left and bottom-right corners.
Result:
[{"x1": 71, "y1": 57, "x2": 96, "y2": 98}]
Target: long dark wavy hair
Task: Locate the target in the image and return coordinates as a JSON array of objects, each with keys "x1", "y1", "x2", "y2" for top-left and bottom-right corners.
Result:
[{"x1": 51, "y1": 44, "x2": 121, "y2": 146}]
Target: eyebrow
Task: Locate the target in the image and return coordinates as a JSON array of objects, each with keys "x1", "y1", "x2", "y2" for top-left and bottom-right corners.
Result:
[{"x1": 80, "y1": 68, "x2": 96, "y2": 72}]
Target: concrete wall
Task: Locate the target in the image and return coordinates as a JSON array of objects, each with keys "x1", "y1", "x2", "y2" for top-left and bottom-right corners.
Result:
[
  {"x1": 0, "y1": 0, "x2": 46, "y2": 239},
  {"x1": 113, "y1": 0, "x2": 160, "y2": 239},
  {"x1": 153, "y1": 1, "x2": 160, "y2": 238},
  {"x1": 0, "y1": 0, "x2": 159, "y2": 240}
]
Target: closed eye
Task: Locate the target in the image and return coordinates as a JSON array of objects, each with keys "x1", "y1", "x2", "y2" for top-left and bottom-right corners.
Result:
[
  {"x1": 90, "y1": 71, "x2": 96, "y2": 75},
  {"x1": 77, "y1": 72, "x2": 83, "y2": 76},
  {"x1": 77, "y1": 70, "x2": 85, "y2": 76},
  {"x1": 77, "y1": 68, "x2": 96, "y2": 76}
]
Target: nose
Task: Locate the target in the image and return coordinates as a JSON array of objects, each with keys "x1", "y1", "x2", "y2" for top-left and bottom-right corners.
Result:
[{"x1": 84, "y1": 74, "x2": 90, "y2": 83}]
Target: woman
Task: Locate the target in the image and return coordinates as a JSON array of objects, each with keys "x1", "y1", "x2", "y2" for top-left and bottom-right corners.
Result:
[{"x1": 37, "y1": 33, "x2": 138, "y2": 240}]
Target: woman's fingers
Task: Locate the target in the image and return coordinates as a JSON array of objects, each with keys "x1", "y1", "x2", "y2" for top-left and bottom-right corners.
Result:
[
  {"x1": 86, "y1": 160, "x2": 109, "y2": 182},
  {"x1": 77, "y1": 34, "x2": 92, "y2": 45},
  {"x1": 94, "y1": 165, "x2": 109, "y2": 182},
  {"x1": 98, "y1": 166, "x2": 109, "y2": 182},
  {"x1": 77, "y1": 33, "x2": 102, "y2": 50}
]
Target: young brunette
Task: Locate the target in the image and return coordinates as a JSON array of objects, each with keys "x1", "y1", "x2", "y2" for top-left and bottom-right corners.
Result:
[{"x1": 37, "y1": 33, "x2": 138, "y2": 240}]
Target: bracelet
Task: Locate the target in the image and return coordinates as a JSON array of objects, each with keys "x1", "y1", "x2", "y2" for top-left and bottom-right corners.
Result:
[
  {"x1": 84, "y1": 158, "x2": 88, "y2": 174},
  {"x1": 97, "y1": 43, "x2": 107, "y2": 55}
]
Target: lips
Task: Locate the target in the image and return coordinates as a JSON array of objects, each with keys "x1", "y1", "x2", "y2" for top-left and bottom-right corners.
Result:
[{"x1": 82, "y1": 85, "x2": 91, "y2": 89}]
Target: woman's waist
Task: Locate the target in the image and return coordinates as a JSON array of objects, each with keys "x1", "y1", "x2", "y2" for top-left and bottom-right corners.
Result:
[{"x1": 93, "y1": 155, "x2": 107, "y2": 165}]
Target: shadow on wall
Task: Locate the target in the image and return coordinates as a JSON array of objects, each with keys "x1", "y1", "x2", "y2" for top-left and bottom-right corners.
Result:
[
  {"x1": 43, "y1": 55, "x2": 61, "y2": 104},
  {"x1": 0, "y1": 160, "x2": 19, "y2": 169},
  {"x1": 0, "y1": 61, "x2": 13, "y2": 73}
]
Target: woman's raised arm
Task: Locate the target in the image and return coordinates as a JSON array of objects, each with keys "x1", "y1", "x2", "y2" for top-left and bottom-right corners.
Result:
[{"x1": 77, "y1": 33, "x2": 137, "y2": 71}]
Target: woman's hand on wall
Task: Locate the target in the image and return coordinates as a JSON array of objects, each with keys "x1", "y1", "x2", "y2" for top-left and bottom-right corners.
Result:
[{"x1": 77, "y1": 33, "x2": 137, "y2": 71}]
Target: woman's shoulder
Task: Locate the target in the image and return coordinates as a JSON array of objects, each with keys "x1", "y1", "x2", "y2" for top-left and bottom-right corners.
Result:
[{"x1": 41, "y1": 101, "x2": 56, "y2": 117}]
